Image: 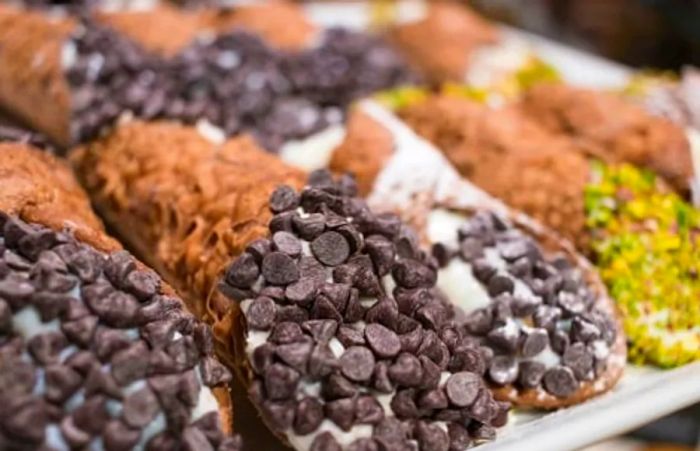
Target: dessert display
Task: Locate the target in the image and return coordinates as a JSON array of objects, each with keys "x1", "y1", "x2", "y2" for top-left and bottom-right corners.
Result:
[
  {"x1": 365, "y1": 92, "x2": 699, "y2": 368},
  {"x1": 0, "y1": 131, "x2": 239, "y2": 450},
  {"x1": 0, "y1": 0, "x2": 697, "y2": 449}
]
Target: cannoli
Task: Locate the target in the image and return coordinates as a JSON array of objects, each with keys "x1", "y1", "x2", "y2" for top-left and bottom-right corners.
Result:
[
  {"x1": 0, "y1": 135, "x2": 239, "y2": 450},
  {"x1": 72, "y1": 121, "x2": 509, "y2": 449},
  {"x1": 518, "y1": 83, "x2": 695, "y2": 197},
  {"x1": 329, "y1": 101, "x2": 625, "y2": 408},
  {"x1": 0, "y1": 2, "x2": 416, "y2": 150},
  {"x1": 363, "y1": 94, "x2": 698, "y2": 368}
]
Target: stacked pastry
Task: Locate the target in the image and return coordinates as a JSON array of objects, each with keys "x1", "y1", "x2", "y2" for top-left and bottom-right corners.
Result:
[{"x1": 0, "y1": 126, "x2": 239, "y2": 450}]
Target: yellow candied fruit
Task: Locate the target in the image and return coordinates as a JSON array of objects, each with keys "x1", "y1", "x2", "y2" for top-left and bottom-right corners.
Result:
[
  {"x1": 374, "y1": 86, "x2": 431, "y2": 110},
  {"x1": 585, "y1": 162, "x2": 700, "y2": 367}
]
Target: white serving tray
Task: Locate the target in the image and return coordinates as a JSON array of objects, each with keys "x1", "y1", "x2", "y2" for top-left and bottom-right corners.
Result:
[{"x1": 297, "y1": 3, "x2": 700, "y2": 450}]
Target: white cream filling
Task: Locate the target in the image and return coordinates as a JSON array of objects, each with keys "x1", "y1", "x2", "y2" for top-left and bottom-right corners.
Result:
[
  {"x1": 464, "y1": 34, "x2": 532, "y2": 97},
  {"x1": 279, "y1": 125, "x2": 347, "y2": 172},
  {"x1": 196, "y1": 120, "x2": 227, "y2": 145}
]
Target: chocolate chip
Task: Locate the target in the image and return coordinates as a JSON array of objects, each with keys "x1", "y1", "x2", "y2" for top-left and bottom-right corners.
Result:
[
  {"x1": 270, "y1": 211, "x2": 295, "y2": 233},
  {"x1": 319, "y1": 283, "x2": 351, "y2": 312},
  {"x1": 270, "y1": 185, "x2": 300, "y2": 213},
  {"x1": 310, "y1": 432, "x2": 342, "y2": 451},
  {"x1": 563, "y1": 342, "x2": 593, "y2": 380},
  {"x1": 388, "y1": 352, "x2": 423, "y2": 387},
  {"x1": 276, "y1": 305, "x2": 309, "y2": 323},
  {"x1": 460, "y1": 237, "x2": 484, "y2": 261},
  {"x1": 308, "y1": 344, "x2": 338, "y2": 378},
  {"x1": 293, "y1": 213, "x2": 326, "y2": 241},
  {"x1": 0, "y1": 274, "x2": 35, "y2": 301},
  {"x1": 463, "y1": 308, "x2": 492, "y2": 335},
  {"x1": 111, "y1": 341, "x2": 150, "y2": 385},
  {"x1": 468, "y1": 389, "x2": 496, "y2": 423},
  {"x1": 182, "y1": 426, "x2": 213, "y2": 451},
  {"x1": 60, "y1": 416, "x2": 91, "y2": 448},
  {"x1": 571, "y1": 317, "x2": 601, "y2": 343},
  {"x1": 246, "y1": 296, "x2": 276, "y2": 330},
  {"x1": 445, "y1": 372, "x2": 481, "y2": 407},
  {"x1": 415, "y1": 421, "x2": 449, "y2": 451},
  {"x1": 399, "y1": 324, "x2": 424, "y2": 354},
  {"x1": 348, "y1": 438, "x2": 379, "y2": 451},
  {"x1": 392, "y1": 260, "x2": 436, "y2": 289},
  {"x1": 311, "y1": 296, "x2": 343, "y2": 322},
  {"x1": 3, "y1": 399, "x2": 47, "y2": 443},
  {"x1": 270, "y1": 322, "x2": 303, "y2": 344},
  {"x1": 246, "y1": 239, "x2": 271, "y2": 264},
  {"x1": 469, "y1": 423, "x2": 496, "y2": 443},
  {"x1": 344, "y1": 289, "x2": 365, "y2": 323},
  {"x1": 302, "y1": 319, "x2": 338, "y2": 344},
  {"x1": 264, "y1": 363, "x2": 300, "y2": 400},
  {"x1": 340, "y1": 346, "x2": 375, "y2": 382},
  {"x1": 448, "y1": 422, "x2": 471, "y2": 451},
  {"x1": 0, "y1": 299, "x2": 10, "y2": 333},
  {"x1": 533, "y1": 305, "x2": 562, "y2": 331},
  {"x1": 104, "y1": 251, "x2": 136, "y2": 287},
  {"x1": 262, "y1": 400, "x2": 295, "y2": 430},
  {"x1": 390, "y1": 388, "x2": 419, "y2": 419},
  {"x1": 365, "y1": 323, "x2": 401, "y2": 358},
  {"x1": 28, "y1": 331, "x2": 67, "y2": 365},
  {"x1": 449, "y1": 345, "x2": 486, "y2": 375},
  {"x1": 486, "y1": 321, "x2": 520, "y2": 353},
  {"x1": 472, "y1": 258, "x2": 497, "y2": 283},
  {"x1": 487, "y1": 274, "x2": 514, "y2": 297},
  {"x1": 272, "y1": 231, "x2": 302, "y2": 258},
  {"x1": 365, "y1": 235, "x2": 395, "y2": 276},
  {"x1": 351, "y1": 395, "x2": 382, "y2": 425},
  {"x1": 225, "y1": 253, "x2": 259, "y2": 289},
  {"x1": 551, "y1": 329, "x2": 570, "y2": 354},
  {"x1": 276, "y1": 340, "x2": 313, "y2": 374},
  {"x1": 417, "y1": 330, "x2": 450, "y2": 370},
  {"x1": 557, "y1": 291, "x2": 585, "y2": 316},
  {"x1": 522, "y1": 328, "x2": 549, "y2": 358},
  {"x1": 73, "y1": 395, "x2": 110, "y2": 434},
  {"x1": 124, "y1": 269, "x2": 159, "y2": 301},
  {"x1": 44, "y1": 364, "x2": 82, "y2": 404},
  {"x1": 122, "y1": 386, "x2": 159, "y2": 428},
  {"x1": 488, "y1": 356, "x2": 519, "y2": 386},
  {"x1": 543, "y1": 366, "x2": 578, "y2": 397},
  {"x1": 417, "y1": 388, "x2": 448, "y2": 410},
  {"x1": 325, "y1": 397, "x2": 356, "y2": 431},
  {"x1": 373, "y1": 417, "x2": 409, "y2": 450},
  {"x1": 365, "y1": 298, "x2": 399, "y2": 331},
  {"x1": 262, "y1": 252, "x2": 299, "y2": 285},
  {"x1": 285, "y1": 278, "x2": 318, "y2": 306},
  {"x1": 311, "y1": 232, "x2": 350, "y2": 266},
  {"x1": 323, "y1": 373, "x2": 358, "y2": 400},
  {"x1": 294, "y1": 397, "x2": 324, "y2": 435},
  {"x1": 87, "y1": 290, "x2": 140, "y2": 328},
  {"x1": 62, "y1": 315, "x2": 98, "y2": 347},
  {"x1": 104, "y1": 420, "x2": 140, "y2": 451},
  {"x1": 518, "y1": 360, "x2": 546, "y2": 389}
]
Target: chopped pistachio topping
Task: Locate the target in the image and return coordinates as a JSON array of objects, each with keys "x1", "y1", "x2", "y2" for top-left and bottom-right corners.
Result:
[{"x1": 585, "y1": 162, "x2": 700, "y2": 367}]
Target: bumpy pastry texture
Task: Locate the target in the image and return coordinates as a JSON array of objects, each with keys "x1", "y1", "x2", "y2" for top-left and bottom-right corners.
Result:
[
  {"x1": 71, "y1": 121, "x2": 305, "y2": 367},
  {"x1": 398, "y1": 96, "x2": 592, "y2": 250},
  {"x1": 0, "y1": 141, "x2": 237, "y2": 449},
  {"x1": 387, "y1": 1, "x2": 500, "y2": 84},
  {"x1": 519, "y1": 84, "x2": 693, "y2": 196}
]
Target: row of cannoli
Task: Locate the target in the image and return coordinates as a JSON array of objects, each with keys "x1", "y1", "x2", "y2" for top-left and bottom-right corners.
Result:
[
  {"x1": 0, "y1": 126, "x2": 240, "y2": 450},
  {"x1": 328, "y1": 83, "x2": 699, "y2": 368}
]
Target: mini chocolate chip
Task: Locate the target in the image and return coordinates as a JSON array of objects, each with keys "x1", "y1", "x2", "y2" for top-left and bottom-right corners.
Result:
[
  {"x1": 62, "y1": 315, "x2": 98, "y2": 347},
  {"x1": 182, "y1": 427, "x2": 213, "y2": 451},
  {"x1": 122, "y1": 386, "x2": 159, "y2": 428},
  {"x1": 325, "y1": 397, "x2": 356, "y2": 431},
  {"x1": 373, "y1": 417, "x2": 409, "y2": 450},
  {"x1": 73, "y1": 395, "x2": 110, "y2": 434},
  {"x1": 460, "y1": 237, "x2": 484, "y2": 261},
  {"x1": 486, "y1": 322, "x2": 520, "y2": 353},
  {"x1": 44, "y1": 364, "x2": 82, "y2": 404},
  {"x1": 308, "y1": 344, "x2": 338, "y2": 378},
  {"x1": 416, "y1": 300, "x2": 448, "y2": 331},
  {"x1": 431, "y1": 242, "x2": 453, "y2": 268},
  {"x1": 270, "y1": 211, "x2": 295, "y2": 233},
  {"x1": 355, "y1": 395, "x2": 384, "y2": 425},
  {"x1": 434, "y1": 409, "x2": 462, "y2": 422},
  {"x1": 469, "y1": 389, "x2": 495, "y2": 423},
  {"x1": 571, "y1": 317, "x2": 601, "y2": 343},
  {"x1": 557, "y1": 291, "x2": 585, "y2": 317},
  {"x1": 509, "y1": 256, "x2": 533, "y2": 279},
  {"x1": 487, "y1": 275, "x2": 514, "y2": 297},
  {"x1": 533, "y1": 305, "x2": 562, "y2": 331},
  {"x1": 124, "y1": 269, "x2": 159, "y2": 301},
  {"x1": 251, "y1": 344, "x2": 276, "y2": 375},
  {"x1": 60, "y1": 416, "x2": 91, "y2": 448},
  {"x1": 492, "y1": 401, "x2": 511, "y2": 428},
  {"x1": 522, "y1": 328, "x2": 549, "y2": 358},
  {"x1": 365, "y1": 323, "x2": 401, "y2": 358},
  {"x1": 388, "y1": 352, "x2": 423, "y2": 387},
  {"x1": 551, "y1": 329, "x2": 570, "y2": 354},
  {"x1": 264, "y1": 363, "x2": 300, "y2": 400},
  {"x1": 472, "y1": 258, "x2": 497, "y2": 283},
  {"x1": 276, "y1": 305, "x2": 309, "y2": 323},
  {"x1": 449, "y1": 345, "x2": 486, "y2": 375},
  {"x1": 337, "y1": 225, "x2": 363, "y2": 253},
  {"x1": 311, "y1": 432, "x2": 342, "y2": 451},
  {"x1": 340, "y1": 346, "x2": 375, "y2": 382},
  {"x1": 0, "y1": 274, "x2": 35, "y2": 301},
  {"x1": 270, "y1": 185, "x2": 300, "y2": 213},
  {"x1": 511, "y1": 292, "x2": 541, "y2": 317},
  {"x1": 392, "y1": 260, "x2": 436, "y2": 289},
  {"x1": 293, "y1": 213, "x2": 326, "y2": 241},
  {"x1": 563, "y1": 342, "x2": 594, "y2": 380},
  {"x1": 448, "y1": 422, "x2": 471, "y2": 451},
  {"x1": 365, "y1": 298, "x2": 399, "y2": 331},
  {"x1": 87, "y1": 290, "x2": 140, "y2": 328},
  {"x1": 399, "y1": 324, "x2": 424, "y2": 354},
  {"x1": 498, "y1": 239, "x2": 531, "y2": 262},
  {"x1": 417, "y1": 388, "x2": 448, "y2": 410},
  {"x1": 417, "y1": 330, "x2": 450, "y2": 369},
  {"x1": 104, "y1": 420, "x2": 140, "y2": 451},
  {"x1": 469, "y1": 423, "x2": 496, "y2": 443},
  {"x1": 270, "y1": 322, "x2": 303, "y2": 344},
  {"x1": 390, "y1": 388, "x2": 419, "y2": 419},
  {"x1": 28, "y1": 331, "x2": 67, "y2": 364},
  {"x1": 286, "y1": 278, "x2": 318, "y2": 306},
  {"x1": 276, "y1": 340, "x2": 313, "y2": 374},
  {"x1": 463, "y1": 308, "x2": 492, "y2": 335},
  {"x1": 319, "y1": 283, "x2": 351, "y2": 312},
  {"x1": 344, "y1": 289, "x2": 365, "y2": 323},
  {"x1": 445, "y1": 372, "x2": 481, "y2": 407},
  {"x1": 135, "y1": 295, "x2": 179, "y2": 325},
  {"x1": 84, "y1": 366, "x2": 122, "y2": 399},
  {"x1": 322, "y1": 374, "x2": 357, "y2": 400},
  {"x1": 348, "y1": 438, "x2": 379, "y2": 451},
  {"x1": 247, "y1": 296, "x2": 276, "y2": 330},
  {"x1": 272, "y1": 231, "x2": 302, "y2": 257},
  {"x1": 246, "y1": 239, "x2": 272, "y2": 264},
  {"x1": 262, "y1": 252, "x2": 299, "y2": 285},
  {"x1": 4, "y1": 249, "x2": 32, "y2": 270},
  {"x1": 337, "y1": 325, "x2": 365, "y2": 347},
  {"x1": 262, "y1": 400, "x2": 295, "y2": 430},
  {"x1": 311, "y1": 232, "x2": 350, "y2": 266},
  {"x1": 141, "y1": 319, "x2": 177, "y2": 351},
  {"x1": 419, "y1": 355, "x2": 442, "y2": 390},
  {"x1": 361, "y1": 351, "x2": 389, "y2": 385},
  {"x1": 3, "y1": 399, "x2": 47, "y2": 443},
  {"x1": 518, "y1": 360, "x2": 546, "y2": 389},
  {"x1": 543, "y1": 366, "x2": 578, "y2": 397},
  {"x1": 111, "y1": 341, "x2": 150, "y2": 385},
  {"x1": 365, "y1": 235, "x2": 395, "y2": 276},
  {"x1": 415, "y1": 421, "x2": 449, "y2": 451},
  {"x1": 104, "y1": 251, "x2": 136, "y2": 287},
  {"x1": 311, "y1": 296, "x2": 342, "y2": 322},
  {"x1": 488, "y1": 355, "x2": 519, "y2": 385},
  {"x1": 0, "y1": 299, "x2": 10, "y2": 333},
  {"x1": 294, "y1": 397, "x2": 324, "y2": 435},
  {"x1": 302, "y1": 319, "x2": 338, "y2": 344}
]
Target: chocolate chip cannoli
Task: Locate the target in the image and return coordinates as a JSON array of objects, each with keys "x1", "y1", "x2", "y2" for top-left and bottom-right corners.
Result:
[
  {"x1": 72, "y1": 121, "x2": 509, "y2": 449},
  {"x1": 368, "y1": 94, "x2": 698, "y2": 368},
  {"x1": 0, "y1": 1, "x2": 317, "y2": 147},
  {"x1": 329, "y1": 101, "x2": 626, "y2": 408},
  {"x1": 0, "y1": 135, "x2": 239, "y2": 450}
]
